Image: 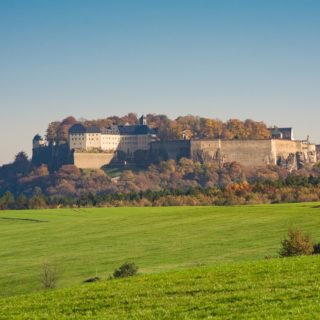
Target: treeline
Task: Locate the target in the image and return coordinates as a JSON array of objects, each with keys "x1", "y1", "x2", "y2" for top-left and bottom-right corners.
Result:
[
  {"x1": 2, "y1": 179, "x2": 320, "y2": 209},
  {"x1": 45, "y1": 113, "x2": 271, "y2": 144},
  {"x1": 1, "y1": 151, "x2": 320, "y2": 209}
]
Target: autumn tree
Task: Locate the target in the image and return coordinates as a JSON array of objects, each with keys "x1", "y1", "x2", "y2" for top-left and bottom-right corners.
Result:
[
  {"x1": 46, "y1": 121, "x2": 60, "y2": 144},
  {"x1": 46, "y1": 116, "x2": 76, "y2": 144},
  {"x1": 56, "y1": 116, "x2": 77, "y2": 143},
  {"x1": 280, "y1": 229, "x2": 315, "y2": 257}
]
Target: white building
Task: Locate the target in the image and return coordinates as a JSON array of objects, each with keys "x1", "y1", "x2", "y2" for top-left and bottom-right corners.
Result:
[{"x1": 68, "y1": 116, "x2": 157, "y2": 155}]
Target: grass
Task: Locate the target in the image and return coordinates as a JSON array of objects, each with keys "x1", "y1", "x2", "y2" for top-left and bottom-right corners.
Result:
[
  {"x1": 1, "y1": 255, "x2": 320, "y2": 319},
  {"x1": 103, "y1": 165, "x2": 144, "y2": 177},
  {"x1": 1, "y1": 203, "x2": 320, "y2": 297},
  {"x1": 103, "y1": 166, "x2": 123, "y2": 177}
]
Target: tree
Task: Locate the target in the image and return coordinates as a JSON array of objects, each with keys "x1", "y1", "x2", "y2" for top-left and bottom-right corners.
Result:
[
  {"x1": 15, "y1": 193, "x2": 29, "y2": 209},
  {"x1": 46, "y1": 117, "x2": 76, "y2": 145},
  {"x1": 0, "y1": 191, "x2": 15, "y2": 210},
  {"x1": 61, "y1": 116, "x2": 77, "y2": 126},
  {"x1": 56, "y1": 125, "x2": 70, "y2": 144},
  {"x1": 29, "y1": 190, "x2": 48, "y2": 209},
  {"x1": 14, "y1": 151, "x2": 28, "y2": 163},
  {"x1": 121, "y1": 113, "x2": 138, "y2": 125},
  {"x1": 57, "y1": 165, "x2": 81, "y2": 180},
  {"x1": 225, "y1": 119, "x2": 246, "y2": 139},
  {"x1": 41, "y1": 262, "x2": 58, "y2": 289},
  {"x1": 113, "y1": 262, "x2": 138, "y2": 279},
  {"x1": 279, "y1": 229, "x2": 315, "y2": 257},
  {"x1": 46, "y1": 121, "x2": 60, "y2": 144},
  {"x1": 13, "y1": 151, "x2": 31, "y2": 174}
]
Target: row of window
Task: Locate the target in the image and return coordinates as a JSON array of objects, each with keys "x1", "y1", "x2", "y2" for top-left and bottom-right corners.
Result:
[
  {"x1": 71, "y1": 137, "x2": 84, "y2": 141},
  {"x1": 71, "y1": 134, "x2": 149, "y2": 141}
]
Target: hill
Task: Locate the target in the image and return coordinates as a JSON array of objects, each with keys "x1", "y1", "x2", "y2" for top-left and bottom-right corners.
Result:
[
  {"x1": 1, "y1": 255, "x2": 320, "y2": 319},
  {"x1": 1, "y1": 203, "x2": 320, "y2": 297}
]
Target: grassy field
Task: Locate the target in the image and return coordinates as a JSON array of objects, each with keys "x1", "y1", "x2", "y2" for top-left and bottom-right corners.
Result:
[
  {"x1": 1, "y1": 203, "x2": 320, "y2": 297},
  {"x1": 103, "y1": 165, "x2": 143, "y2": 177},
  {"x1": 1, "y1": 255, "x2": 320, "y2": 319}
]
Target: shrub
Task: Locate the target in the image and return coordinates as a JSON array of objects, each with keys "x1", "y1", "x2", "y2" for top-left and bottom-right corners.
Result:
[
  {"x1": 279, "y1": 229, "x2": 315, "y2": 257},
  {"x1": 83, "y1": 276, "x2": 100, "y2": 283},
  {"x1": 113, "y1": 262, "x2": 138, "y2": 279},
  {"x1": 313, "y1": 243, "x2": 320, "y2": 255},
  {"x1": 41, "y1": 262, "x2": 58, "y2": 289}
]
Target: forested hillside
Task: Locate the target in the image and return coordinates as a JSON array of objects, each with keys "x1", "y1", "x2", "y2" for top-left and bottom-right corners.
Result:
[
  {"x1": 1, "y1": 151, "x2": 320, "y2": 209},
  {"x1": 0, "y1": 114, "x2": 319, "y2": 209}
]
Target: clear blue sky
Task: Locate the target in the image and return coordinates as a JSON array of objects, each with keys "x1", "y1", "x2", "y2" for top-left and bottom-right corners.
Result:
[{"x1": 0, "y1": 0, "x2": 319, "y2": 164}]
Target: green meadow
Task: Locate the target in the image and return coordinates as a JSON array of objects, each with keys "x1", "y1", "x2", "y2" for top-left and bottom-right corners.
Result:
[
  {"x1": 1, "y1": 203, "x2": 320, "y2": 298},
  {"x1": 1, "y1": 256, "x2": 320, "y2": 319}
]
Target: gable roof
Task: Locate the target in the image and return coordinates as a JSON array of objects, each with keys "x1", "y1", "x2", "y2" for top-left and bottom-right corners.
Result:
[
  {"x1": 85, "y1": 126, "x2": 101, "y2": 133},
  {"x1": 118, "y1": 124, "x2": 156, "y2": 135},
  {"x1": 69, "y1": 124, "x2": 101, "y2": 134},
  {"x1": 69, "y1": 123, "x2": 156, "y2": 136}
]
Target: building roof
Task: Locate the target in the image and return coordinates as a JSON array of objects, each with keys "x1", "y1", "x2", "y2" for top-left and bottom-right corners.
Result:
[
  {"x1": 69, "y1": 123, "x2": 156, "y2": 136},
  {"x1": 33, "y1": 134, "x2": 43, "y2": 141},
  {"x1": 69, "y1": 123, "x2": 86, "y2": 134},
  {"x1": 268, "y1": 127, "x2": 293, "y2": 140},
  {"x1": 269, "y1": 127, "x2": 293, "y2": 133},
  {"x1": 69, "y1": 123, "x2": 101, "y2": 134},
  {"x1": 118, "y1": 124, "x2": 156, "y2": 135},
  {"x1": 85, "y1": 126, "x2": 101, "y2": 133}
]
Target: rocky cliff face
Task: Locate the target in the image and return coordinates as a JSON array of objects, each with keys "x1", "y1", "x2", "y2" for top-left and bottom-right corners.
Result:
[
  {"x1": 277, "y1": 151, "x2": 317, "y2": 171},
  {"x1": 316, "y1": 146, "x2": 320, "y2": 164}
]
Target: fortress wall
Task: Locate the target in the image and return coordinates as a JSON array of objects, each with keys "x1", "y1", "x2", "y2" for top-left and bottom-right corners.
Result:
[
  {"x1": 221, "y1": 140, "x2": 273, "y2": 167},
  {"x1": 272, "y1": 140, "x2": 318, "y2": 166},
  {"x1": 317, "y1": 145, "x2": 320, "y2": 161},
  {"x1": 73, "y1": 152, "x2": 114, "y2": 169},
  {"x1": 272, "y1": 140, "x2": 302, "y2": 158},
  {"x1": 191, "y1": 139, "x2": 274, "y2": 167},
  {"x1": 305, "y1": 143, "x2": 316, "y2": 153},
  {"x1": 150, "y1": 140, "x2": 191, "y2": 161},
  {"x1": 301, "y1": 143, "x2": 317, "y2": 163},
  {"x1": 32, "y1": 144, "x2": 74, "y2": 172},
  {"x1": 190, "y1": 140, "x2": 221, "y2": 158}
]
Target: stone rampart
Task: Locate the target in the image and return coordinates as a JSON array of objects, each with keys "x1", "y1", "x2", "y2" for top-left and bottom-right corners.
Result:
[
  {"x1": 273, "y1": 140, "x2": 317, "y2": 169},
  {"x1": 73, "y1": 152, "x2": 114, "y2": 169},
  {"x1": 317, "y1": 145, "x2": 320, "y2": 162},
  {"x1": 272, "y1": 140, "x2": 301, "y2": 157},
  {"x1": 190, "y1": 139, "x2": 318, "y2": 168},
  {"x1": 191, "y1": 139, "x2": 274, "y2": 167},
  {"x1": 32, "y1": 144, "x2": 73, "y2": 172},
  {"x1": 150, "y1": 140, "x2": 190, "y2": 162},
  {"x1": 222, "y1": 140, "x2": 273, "y2": 167}
]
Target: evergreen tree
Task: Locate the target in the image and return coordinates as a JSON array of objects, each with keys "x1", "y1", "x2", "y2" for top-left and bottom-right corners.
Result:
[
  {"x1": 15, "y1": 194, "x2": 29, "y2": 209},
  {"x1": 0, "y1": 191, "x2": 15, "y2": 210}
]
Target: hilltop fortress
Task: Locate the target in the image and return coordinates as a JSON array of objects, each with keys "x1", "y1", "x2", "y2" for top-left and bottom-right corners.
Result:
[
  {"x1": 69, "y1": 116, "x2": 157, "y2": 154},
  {"x1": 32, "y1": 117, "x2": 318, "y2": 171}
]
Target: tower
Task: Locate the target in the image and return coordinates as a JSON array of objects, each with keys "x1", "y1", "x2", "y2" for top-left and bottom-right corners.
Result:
[
  {"x1": 32, "y1": 134, "x2": 45, "y2": 149},
  {"x1": 139, "y1": 115, "x2": 147, "y2": 126}
]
